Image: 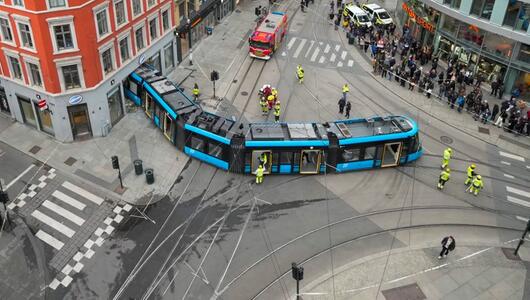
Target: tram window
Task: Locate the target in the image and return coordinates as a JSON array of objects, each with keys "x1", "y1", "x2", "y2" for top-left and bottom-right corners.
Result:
[
  {"x1": 272, "y1": 152, "x2": 279, "y2": 166},
  {"x1": 342, "y1": 148, "x2": 360, "y2": 162},
  {"x1": 364, "y1": 146, "x2": 376, "y2": 159},
  {"x1": 293, "y1": 152, "x2": 300, "y2": 166},
  {"x1": 280, "y1": 152, "x2": 292, "y2": 164},
  {"x1": 245, "y1": 153, "x2": 252, "y2": 165},
  {"x1": 129, "y1": 81, "x2": 137, "y2": 94},
  {"x1": 401, "y1": 140, "x2": 409, "y2": 155},
  {"x1": 190, "y1": 135, "x2": 204, "y2": 151},
  {"x1": 208, "y1": 142, "x2": 223, "y2": 159},
  {"x1": 411, "y1": 134, "x2": 419, "y2": 152}
]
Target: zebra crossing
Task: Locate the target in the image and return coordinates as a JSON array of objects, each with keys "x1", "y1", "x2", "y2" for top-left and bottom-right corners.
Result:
[
  {"x1": 507, "y1": 186, "x2": 530, "y2": 208},
  {"x1": 281, "y1": 37, "x2": 355, "y2": 68}
]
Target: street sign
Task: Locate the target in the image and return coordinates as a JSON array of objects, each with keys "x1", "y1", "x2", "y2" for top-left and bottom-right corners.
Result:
[{"x1": 37, "y1": 99, "x2": 48, "y2": 111}]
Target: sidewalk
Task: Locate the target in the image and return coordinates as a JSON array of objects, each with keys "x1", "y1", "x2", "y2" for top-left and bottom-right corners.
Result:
[{"x1": 0, "y1": 110, "x2": 188, "y2": 205}]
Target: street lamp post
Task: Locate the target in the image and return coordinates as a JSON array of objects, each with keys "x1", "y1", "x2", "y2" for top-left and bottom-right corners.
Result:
[
  {"x1": 291, "y1": 262, "x2": 304, "y2": 300},
  {"x1": 514, "y1": 219, "x2": 530, "y2": 256}
]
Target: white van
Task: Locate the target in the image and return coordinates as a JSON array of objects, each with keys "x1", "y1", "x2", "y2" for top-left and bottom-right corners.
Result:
[
  {"x1": 361, "y1": 3, "x2": 393, "y2": 26},
  {"x1": 343, "y1": 4, "x2": 372, "y2": 28}
]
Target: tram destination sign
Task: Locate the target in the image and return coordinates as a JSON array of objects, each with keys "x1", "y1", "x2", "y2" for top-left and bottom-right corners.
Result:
[{"x1": 402, "y1": 3, "x2": 435, "y2": 33}]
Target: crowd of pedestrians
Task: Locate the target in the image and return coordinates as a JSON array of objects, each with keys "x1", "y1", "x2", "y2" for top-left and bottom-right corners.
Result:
[{"x1": 331, "y1": 3, "x2": 530, "y2": 137}]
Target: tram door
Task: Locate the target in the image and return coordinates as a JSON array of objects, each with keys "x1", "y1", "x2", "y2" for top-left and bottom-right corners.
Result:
[
  {"x1": 300, "y1": 150, "x2": 321, "y2": 174},
  {"x1": 381, "y1": 142, "x2": 402, "y2": 167},
  {"x1": 251, "y1": 150, "x2": 272, "y2": 174}
]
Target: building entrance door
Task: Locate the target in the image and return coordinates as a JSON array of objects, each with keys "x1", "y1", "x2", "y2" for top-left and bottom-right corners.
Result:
[
  {"x1": 68, "y1": 104, "x2": 92, "y2": 140},
  {"x1": 0, "y1": 87, "x2": 9, "y2": 114}
]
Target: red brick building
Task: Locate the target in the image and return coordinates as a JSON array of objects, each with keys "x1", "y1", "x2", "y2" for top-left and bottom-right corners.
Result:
[{"x1": 0, "y1": 0, "x2": 177, "y2": 141}]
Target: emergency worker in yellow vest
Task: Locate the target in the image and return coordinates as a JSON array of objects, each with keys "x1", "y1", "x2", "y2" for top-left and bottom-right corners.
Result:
[
  {"x1": 437, "y1": 168, "x2": 450, "y2": 189},
  {"x1": 470, "y1": 175, "x2": 484, "y2": 196},
  {"x1": 256, "y1": 164, "x2": 264, "y2": 184},
  {"x1": 260, "y1": 96, "x2": 268, "y2": 115},
  {"x1": 274, "y1": 100, "x2": 281, "y2": 123},
  {"x1": 441, "y1": 148, "x2": 452, "y2": 169},
  {"x1": 464, "y1": 164, "x2": 476, "y2": 185},
  {"x1": 192, "y1": 83, "x2": 200, "y2": 101}
]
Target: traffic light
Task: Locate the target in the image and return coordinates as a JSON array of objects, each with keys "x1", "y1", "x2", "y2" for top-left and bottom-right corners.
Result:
[
  {"x1": 111, "y1": 156, "x2": 120, "y2": 170},
  {"x1": 255, "y1": 6, "x2": 261, "y2": 16},
  {"x1": 291, "y1": 263, "x2": 304, "y2": 280},
  {"x1": 210, "y1": 70, "x2": 219, "y2": 81},
  {"x1": 0, "y1": 191, "x2": 8, "y2": 204}
]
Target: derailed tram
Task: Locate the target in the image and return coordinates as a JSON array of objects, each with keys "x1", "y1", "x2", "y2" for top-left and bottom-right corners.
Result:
[{"x1": 123, "y1": 65, "x2": 423, "y2": 175}]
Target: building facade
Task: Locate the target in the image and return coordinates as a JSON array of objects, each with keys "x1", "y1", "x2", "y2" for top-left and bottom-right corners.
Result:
[
  {"x1": 0, "y1": 0, "x2": 177, "y2": 142},
  {"x1": 395, "y1": 0, "x2": 530, "y2": 101}
]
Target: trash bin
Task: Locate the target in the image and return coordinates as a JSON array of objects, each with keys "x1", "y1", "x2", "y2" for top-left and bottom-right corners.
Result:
[
  {"x1": 134, "y1": 159, "x2": 143, "y2": 175},
  {"x1": 145, "y1": 168, "x2": 154, "y2": 185},
  {"x1": 348, "y1": 34, "x2": 355, "y2": 45}
]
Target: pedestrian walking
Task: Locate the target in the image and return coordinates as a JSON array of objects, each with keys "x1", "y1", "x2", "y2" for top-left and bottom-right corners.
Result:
[
  {"x1": 464, "y1": 164, "x2": 476, "y2": 185},
  {"x1": 437, "y1": 168, "x2": 450, "y2": 190},
  {"x1": 345, "y1": 101, "x2": 351, "y2": 118},
  {"x1": 441, "y1": 147, "x2": 452, "y2": 169},
  {"x1": 342, "y1": 83, "x2": 350, "y2": 100},
  {"x1": 255, "y1": 164, "x2": 264, "y2": 184},
  {"x1": 491, "y1": 104, "x2": 499, "y2": 122},
  {"x1": 469, "y1": 175, "x2": 484, "y2": 196},
  {"x1": 192, "y1": 83, "x2": 200, "y2": 101},
  {"x1": 438, "y1": 236, "x2": 456, "y2": 259},
  {"x1": 338, "y1": 97, "x2": 346, "y2": 114}
]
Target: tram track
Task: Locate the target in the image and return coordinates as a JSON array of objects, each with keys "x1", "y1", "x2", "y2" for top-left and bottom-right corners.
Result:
[{"x1": 210, "y1": 204, "x2": 521, "y2": 299}]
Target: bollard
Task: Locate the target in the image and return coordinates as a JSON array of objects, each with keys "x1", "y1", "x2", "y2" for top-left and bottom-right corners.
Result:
[
  {"x1": 134, "y1": 159, "x2": 143, "y2": 175},
  {"x1": 145, "y1": 168, "x2": 154, "y2": 185}
]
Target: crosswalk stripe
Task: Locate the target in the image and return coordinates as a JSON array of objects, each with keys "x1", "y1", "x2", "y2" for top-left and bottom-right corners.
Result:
[
  {"x1": 347, "y1": 60, "x2": 354, "y2": 67},
  {"x1": 293, "y1": 39, "x2": 307, "y2": 58},
  {"x1": 341, "y1": 51, "x2": 347, "y2": 60},
  {"x1": 287, "y1": 37, "x2": 297, "y2": 50},
  {"x1": 516, "y1": 216, "x2": 529, "y2": 222},
  {"x1": 324, "y1": 44, "x2": 331, "y2": 53},
  {"x1": 330, "y1": 53, "x2": 336, "y2": 62},
  {"x1": 42, "y1": 200, "x2": 85, "y2": 226},
  {"x1": 52, "y1": 190, "x2": 86, "y2": 211},
  {"x1": 32, "y1": 210, "x2": 76, "y2": 238},
  {"x1": 319, "y1": 56, "x2": 326, "y2": 64},
  {"x1": 337, "y1": 61, "x2": 343, "y2": 67},
  {"x1": 503, "y1": 174, "x2": 515, "y2": 179},
  {"x1": 62, "y1": 181, "x2": 104, "y2": 205},
  {"x1": 310, "y1": 47, "x2": 320, "y2": 62},
  {"x1": 507, "y1": 186, "x2": 530, "y2": 199},
  {"x1": 35, "y1": 230, "x2": 64, "y2": 250},
  {"x1": 507, "y1": 196, "x2": 530, "y2": 208},
  {"x1": 305, "y1": 40, "x2": 315, "y2": 57},
  {"x1": 501, "y1": 161, "x2": 511, "y2": 165},
  {"x1": 335, "y1": 45, "x2": 340, "y2": 51},
  {"x1": 499, "y1": 151, "x2": 525, "y2": 162}
]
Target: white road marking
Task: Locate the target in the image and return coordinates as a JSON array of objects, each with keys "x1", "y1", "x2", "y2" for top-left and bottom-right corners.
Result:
[
  {"x1": 5, "y1": 164, "x2": 35, "y2": 190},
  {"x1": 281, "y1": 51, "x2": 286, "y2": 56},
  {"x1": 507, "y1": 186, "x2": 530, "y2": 199},
  {"x1": 501, "y1": 161, "x2": 511, "y2": 165},
  {"x1": 35, "y1": 230, "x2": 64, "y2": 250},
  {"x1": 62, "y1": 181, "x2": 103, "y2": 205},
  {"x1": 503, "y1": 174, "x2": 515, "y2": 179},
  {"x1": 341, "y1": 51, "x2": 347, "y2": 60},
  {"x1": 334, "y1": 44, "x2": 340, "y2": 51},
  {"x1": 42, "y1": 200, "x2": 85, "y2": 226},
  {"x1": 52, "y1": 190, "x2": 86, "y2": 211},
  {"x1": 507, "y1": 196, "x2": 530, "y2": 208},
  {"x1": 287, "y1": 37, "x2": 297, "y2": 50},
  {"x1": 337, "y1": 61, "x2": 343, "y2": 67},
  {"x1": 324, "y1": 44, "x2": 331, "y2": 53},
  {"x1": 499, "y1": 151, "x2": 525, "y2": 162},
  {"x1": 292, "y1": 38, "x2": 307, "y2": 58},
  {"x1": 32, "y1": 210, "x2": 76, "y2": 238},
  {"x1": 319, "y1": 56, "x2": 326, "y2": 64},
  {"x1": 330, "y1": 53, "x2": 336, "y2": 62},
  {"x1": 516, "y1": 216, "x2": 529, "y2": 222},
  {"x1": 310, "y1": 47, "x2": 320, "y2": 62},
  {"x1": 347, "y1": 60, "x2": 353, "y2": 67},
  {"x1": 305, "y1": 40, "x2": 315, "y2": 57},
  {"x1": 526, "y1": 165, "x2": 530, "y2": 169}
]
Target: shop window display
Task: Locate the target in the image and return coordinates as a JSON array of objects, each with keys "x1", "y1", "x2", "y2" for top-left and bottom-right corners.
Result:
[
  {"x1": 517, "y1": 44, "x2": 530, "y2": 64},
  {"x1": 481, "y1": 32, "x2": 514, "y2": 59},
  {"x1": 457, "y1": 22, "x2": 484, "y2": 48},
  {"x1": 503, "y1": 1, "x2": 530, "y2": 31}
]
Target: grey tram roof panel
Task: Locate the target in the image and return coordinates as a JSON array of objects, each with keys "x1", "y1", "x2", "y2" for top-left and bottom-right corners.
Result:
[
  {"x1": 250, "y1": 123, "x2": 286, "y2": 140},
  {"x1": 151, "y1": 79, "x2": 178, "y2": 94},
  {"x1": 287, "y1": 123, "x2": 318, "y2": 139}
]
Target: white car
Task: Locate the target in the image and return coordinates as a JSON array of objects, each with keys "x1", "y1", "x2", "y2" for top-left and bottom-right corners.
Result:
[{"x1": 361, "y1": 3, "x2": 393, "y2": 26}]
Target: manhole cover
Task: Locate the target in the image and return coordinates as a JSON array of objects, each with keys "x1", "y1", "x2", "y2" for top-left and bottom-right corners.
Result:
[
  {"x1": 241, "y1": 91, "x2": 248, "y2": 96},
  {"x1": 440, "y1": 136, "x2": 453, "y2": 144},
  {"x1": 382, "y1": 283, "x2": 426, "y2": 300},
  {"x1": 64, "y1": 157, "x2": 77, "y2": 166},
  {"x1": 29, "y1": 145, "x2": 42, "y2": 154},
  {"x1": 478, "y1": 126, "x2": 490, "y2": 135}
]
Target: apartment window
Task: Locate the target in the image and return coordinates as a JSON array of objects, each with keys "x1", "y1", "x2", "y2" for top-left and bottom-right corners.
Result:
[
  {"x1": 13, "y1": 0, "x2": 24, "y2": 7},
  {"x1": 48, "y1": 0, "x2": 66, "y2": 8},
  {"x1": 18, "y1": 22, "x2": 34, "y2": 49},
  {"x1": 164, "y1": 42, "x2": 174, "y2": 69},
  {"x1": 162, "y1": 10, "x2": 170, "y2": 31},
  {"x1": 132, "y1": 0, "x2": 143, "y2": 16},
  {"x1": 53, "y1": 24, "x2": 74, "y2": 50},
  {"x1": 135, "y1": 26, "x2": 145, "y2": 50},
  {"x1": 443, "y1": 0, "x2": 461, "y2": 9},
  {"x1": 101, "y1": 48, "x2": 114, "y2": 74},
  {"x1": 518, "y1": 43, "x2": 530, "y2": 64},
  {"x1": 178, "y1": 2, "x2": 185, "y2": 23},
  {"x1": 0, "y1": 18, "x2": 13, "y2": 43},
  {"x1": 27, "y1": 62, "x2": 43, "y2": 87},
  {"x1": 147, "y1": 0, "x2": 156, "y2": 9},
  {"x1": 95, "y1": 7, "x2": 110, "y2": 37},
  {"x1": 149, "y1": 16, "x2": 158, "y2": 40},
  {"x1": 8, "y1": 56, "x2": 22, "y2": 80},
  {"x1": 114, "y1": 0, "x2": 128, "y2": 27},
  {"x1": 62, "y1": 65, "x2": 81, "y2": 90},
  {"x1": 471, "y1": 0, "x2": 495, "y2": 20},
  {"x1": 503, "y1": 1, "x2": 530, "y2": 31},
  {"x1": 119, "y1": 36, "x2": 130, "y2": 62}
]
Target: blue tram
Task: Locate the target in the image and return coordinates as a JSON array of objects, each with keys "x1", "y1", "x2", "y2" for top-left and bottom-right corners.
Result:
[{"x1": 123, "y1": 65, "x2": 423, "y2": 175}]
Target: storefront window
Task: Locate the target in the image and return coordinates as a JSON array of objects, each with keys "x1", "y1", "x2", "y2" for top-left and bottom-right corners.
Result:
[
  {"x1": 0, "y1": 87, "x2": 9, "y2": 114},
  {"x1": 108, "y1": 87, "x2": 124, "y2": 126},
  {"x1": 164, "y1": 42, "x2": 174, "y2": 70},
  {"x1": 457, "y1": 22, "x2": 484, "y2": 48},
  {"x1": 476, "y1": 55, "x2": 507, "y2": 83},
  {"x1": 503, "y1": 1, "x2": 530, "y2": 31},
  {"x1": 35, "y1": 103, "x2": 54, "y2": 135},
  {"x1": 440, "y1": 14, "x2": 460, "y2": 37},
  {"x1": 512, "y1": 70, "x2": 530, "y2": 101},
  {"x1": 471, "y1": 0, "x2": 495, "y2": 20},
  {"x1": 482, "y1": 32, "x2": 514, "y2": 59},
  {"x1": 18, "y1": 96, "x2": 36, "y2": 127},
  {"x1": 517, "y1": 44, "x2": 530, "y2": 64}
]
